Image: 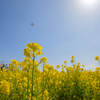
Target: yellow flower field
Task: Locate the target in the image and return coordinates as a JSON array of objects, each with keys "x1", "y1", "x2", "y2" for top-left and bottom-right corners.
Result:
[{"x1": 0, "y1": 42, "x2": 100, "y2": 100}]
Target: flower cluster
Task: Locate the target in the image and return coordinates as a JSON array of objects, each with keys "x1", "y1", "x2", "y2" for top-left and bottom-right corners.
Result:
[{"x1": 0, "y1": 42, "x2": 100, "y2": 100}]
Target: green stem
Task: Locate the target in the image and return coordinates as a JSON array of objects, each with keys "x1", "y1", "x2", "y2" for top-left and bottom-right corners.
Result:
[
  {"x1": 31, "y1": 53, "x2": 35, "y2": 100},
  {"x1": 42, "y1": 62, "x2": 44, "y2": 100}
]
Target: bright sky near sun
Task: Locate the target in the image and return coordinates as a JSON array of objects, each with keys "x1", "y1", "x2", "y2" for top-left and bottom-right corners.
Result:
[
  {"x1": 81, "y1": 0, "x2": 97, "y2": 6},
  {"x1": 0, "y1": 0, "x2": 100, "y2": 72}
]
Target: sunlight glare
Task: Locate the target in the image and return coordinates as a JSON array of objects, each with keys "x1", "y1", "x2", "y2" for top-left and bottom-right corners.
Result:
[{"x1": 81, "y1": 0, "x2": 97, "y2": 7}]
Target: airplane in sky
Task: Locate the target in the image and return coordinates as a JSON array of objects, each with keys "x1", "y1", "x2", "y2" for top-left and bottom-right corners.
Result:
[{"x1": 31, "y1": 23, "x2": 34, "y2": 27}]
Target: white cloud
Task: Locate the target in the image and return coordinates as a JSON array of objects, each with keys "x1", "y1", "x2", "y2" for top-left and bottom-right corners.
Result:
[{"x1": 84, "y1": 63, "x2": 99, "y2": 71}]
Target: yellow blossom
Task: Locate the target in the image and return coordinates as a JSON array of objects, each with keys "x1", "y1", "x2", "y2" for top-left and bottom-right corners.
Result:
[
  {"x1": 95, "y1": 56, "x2": 99, "y2": 61},
  {"x1": 44, "y1": 89, "x2": 49, "y2": 96},
  {"x1": 40, "y1": 57, "x2": 47, "y2": 63},
  {"x1": 73, "y1": 64, "x2": 76, "y2": 67},
  {"x1": 77, "y1": 62, "x2": 81, "y2": 65},
  {"x1": 71, "y1": 60, "x2": 74, "y2": 63},
  {"x1": 64, "y1": 61, "x2": 67, "y2": 64},
  {"x1": 71, "y1": 56, "x2": 75, "y2": 59},
  {"x1": 56, "y1": 65, "x2": 60, "y2": 68},
  {"x1": 36, "y1": 50, "x2": 43, "y2": 56},
  {"x1": 82, "y1": 64, "x2": 85, "y2": 67},
  {"x1": 61, "y1": 64, "x2": 63, "y2": 66},
  {"x1": 64, "y1": 65, "x2": 67, "y2": 68},
  {"x1": 0, "y1": 80, "x2": 10, "y2": 95},
  {"x1": 32, "y1": 96, "x2": 36, "y2": 100},
  {"x1": 39, "y1": 94, "x2": 42, "y2": 97}
]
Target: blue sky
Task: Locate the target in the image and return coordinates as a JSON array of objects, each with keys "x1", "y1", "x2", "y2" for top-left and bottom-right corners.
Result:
[{"x1": 0, "y1": 0, "x2": 100, "y2": 72}]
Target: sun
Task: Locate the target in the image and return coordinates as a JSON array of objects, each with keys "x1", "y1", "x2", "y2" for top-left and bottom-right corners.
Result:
[{"x1": 81, "y1": 0, "x2": 97, "y2": 6}]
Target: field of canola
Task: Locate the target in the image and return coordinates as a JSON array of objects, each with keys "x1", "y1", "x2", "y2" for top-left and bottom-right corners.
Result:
[{"x1": 0, "y1": 42, "x2": 100, "y2": 100}]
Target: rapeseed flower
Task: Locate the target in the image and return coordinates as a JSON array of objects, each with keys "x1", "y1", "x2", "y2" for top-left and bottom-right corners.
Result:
[
  {"x1": 64, "y1": 60, "x2": 67, "y2": 64},
  {"x1": 82, "y1": 64, "x2": 85, "y2": 67},
  {"x1": 71, "y1": 60, "x2": 74, "y2": 63},
  {"x1": 56, "y1": 65, "x2": 60, "y2": 68},
  {"x1": 0, "y1": 80, "x2": 10, "y2": 95},
  {"x1": 71, "y1": 56, "x2": 75, "y2": 59},
  {"x1": 2, "y1": 42, "x2": 100, "y2": 100},
  {"x1": 61, "y1": 64, "x2": 63, "y2": 66},
  {"x1": 43, "y1": 97, "x2": 49, "y2": 100},
  {"x1": 36, "y1": 50, "x2": 43, "y2": 56},
  {"x1": 0, "y1": 64, "x2": 3, "y2": 67},
  {"x1": 73, "y1": 64, "x2": 76, "y2": 67},
  {"x1": 40, "y1": 57, "x2": 47, "y2": 63},
  {"x1": 44, "y1": 89, "x2": 49, "y2": 96},
  {"x1": 95, "y1": 56, "x2": 99, "y2": 61},
  {"x1": 77, "y1": 62, "x2": 81, "y2": 65},
  {"x1": 64, "y1": 65, "x2": 67, "y2": 68},
  {"x1": 32, "y1": 96, "x2": 36, "y2": 100}
]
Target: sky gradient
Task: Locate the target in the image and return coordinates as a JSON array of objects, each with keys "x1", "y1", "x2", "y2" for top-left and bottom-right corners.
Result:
[{"x1": 1, "y1": 0, "x2": 100, "y2": 72}]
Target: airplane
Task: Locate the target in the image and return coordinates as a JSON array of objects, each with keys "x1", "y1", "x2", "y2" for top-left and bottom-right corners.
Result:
[{"x1": 31, "y1": 23, "x2": 34, "y2": 26}]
